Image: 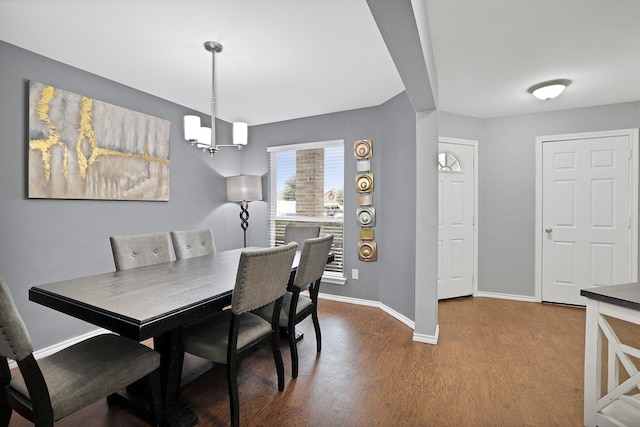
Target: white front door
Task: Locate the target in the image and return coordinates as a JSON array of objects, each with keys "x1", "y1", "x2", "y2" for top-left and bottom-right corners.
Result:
[
  {"x1": 438, "y1": 140, "x2": 476, "y2": 300},
  {"x1": 540, "y1": 130, "x2": 638, "y2": 305}
]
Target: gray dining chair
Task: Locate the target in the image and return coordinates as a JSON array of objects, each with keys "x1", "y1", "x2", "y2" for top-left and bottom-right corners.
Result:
[
  {"x1": 283, "y1": 225, "x2": 320, "y2": 245},
  {"x1": 181, "y1": 242, "x2": 298, "y2": 427},
  {"x1": 0, "y1": 274, "x2": 163, "y2": 426},
  {"x1": 110, "y1": 231, "x2": 174, "y2": 271},
  {"x1": 170, "y1": 229, "x2": 216, "y2": 260},
  {"x1": 255, "y1": 234, "x2": 333, "y2": 378}
]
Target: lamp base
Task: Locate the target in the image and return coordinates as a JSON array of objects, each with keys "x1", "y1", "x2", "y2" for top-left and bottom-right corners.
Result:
[{"x1": 239, "y1": 201, "x2": 249, "y2": 247}]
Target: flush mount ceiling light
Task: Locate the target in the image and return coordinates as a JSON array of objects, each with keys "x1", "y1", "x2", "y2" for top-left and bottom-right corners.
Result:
[
  {"x1": 527, "y1": 79, "x2": 571, "y2": 100},
  {"x1": 183, "y1": 41, "x2": 248, "y2": 156}
]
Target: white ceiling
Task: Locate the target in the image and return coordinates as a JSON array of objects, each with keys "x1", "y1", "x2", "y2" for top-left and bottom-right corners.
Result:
[
  {"x1": 1, "y1": 0, "x2": 639, "y2": 125},
  {"x1": 427, "y1": 0, "x2": 640, "y2": 118}
]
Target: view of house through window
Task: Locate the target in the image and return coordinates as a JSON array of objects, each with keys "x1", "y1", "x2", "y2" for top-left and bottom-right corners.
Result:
[{"x1": 267, "y1": 140, "x2": 344, "y2": 278}]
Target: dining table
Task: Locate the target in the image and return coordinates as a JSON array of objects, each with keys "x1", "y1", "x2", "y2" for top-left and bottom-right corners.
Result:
[{"x1": 29, "y1": 247, "x2": 334, "y2": 427}]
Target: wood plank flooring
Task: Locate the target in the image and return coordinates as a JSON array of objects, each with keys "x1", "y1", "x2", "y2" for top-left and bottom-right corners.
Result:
[{"x1": 8, "y1": 297, "x2": 603, "y2": 426}]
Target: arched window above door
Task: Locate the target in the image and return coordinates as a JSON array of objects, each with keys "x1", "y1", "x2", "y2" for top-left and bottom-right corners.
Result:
[{"x1": 438, "y1": 151, "x2": 463, "y2": 173}]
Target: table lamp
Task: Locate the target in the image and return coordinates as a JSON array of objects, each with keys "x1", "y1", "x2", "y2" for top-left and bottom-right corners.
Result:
[{"x1": 226, "y1": 175, "x2": 263, "y2": 247}]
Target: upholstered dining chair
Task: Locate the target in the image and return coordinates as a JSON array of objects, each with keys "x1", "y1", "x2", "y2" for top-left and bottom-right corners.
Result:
[
  {"x1": 181, "y1": 243, "x2": 298, "y2": 427},
  {"x1": 110, "y1": 231, "x2": 174, "y2": 271},
  {"x1": 170, "y1": 229, "x2": 216, "y2": 260},
  {"x1": 0, "y1": 274, "x2": 163, "y2": 427},
  {"x1": 283, "y1": 225, "x2": 320, "y2": 245},
  {"x1": 255, "y1": 234, "x2": 333, "y2": 379}
]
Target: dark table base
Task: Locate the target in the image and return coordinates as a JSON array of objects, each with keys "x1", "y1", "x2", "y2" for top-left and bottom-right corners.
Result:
[{"x1": 107, "y1": 389, "x2": 198, "y2": 427}]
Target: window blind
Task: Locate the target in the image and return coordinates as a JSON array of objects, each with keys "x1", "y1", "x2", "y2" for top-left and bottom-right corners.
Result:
[{"x1": 267, "y1": 140, "x2": 344, "y2": 277}]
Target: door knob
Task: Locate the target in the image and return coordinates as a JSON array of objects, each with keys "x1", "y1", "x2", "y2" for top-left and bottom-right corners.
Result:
[{"x1": 545, "y1": 228, "x2": 553, "y2": 233}]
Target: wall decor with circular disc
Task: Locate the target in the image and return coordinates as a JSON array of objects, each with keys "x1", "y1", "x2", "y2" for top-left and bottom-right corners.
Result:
[
  {"x1": 356, "y1": 207, "x2": 376, "y2": 227},
  {"x1": 355, "y1": 173, "x2": 374, "y2": 193},
  {"x1": 358, "y1": 241, "x2": 377, "y2": 261},
  {"x1": 354, "y1": 139, "x2": 373, "y2": 159}
]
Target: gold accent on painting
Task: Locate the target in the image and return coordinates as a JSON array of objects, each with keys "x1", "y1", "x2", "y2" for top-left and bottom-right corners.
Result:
[
  {"x1": 29, "y1": 85, "x2": 67, "y2": 182},
  {"x1": 74, "y1": 97, "x2": 168, "y2": 179},
  {"x1": 28, "y1": 82, "x2": 171, "y2": 200}
]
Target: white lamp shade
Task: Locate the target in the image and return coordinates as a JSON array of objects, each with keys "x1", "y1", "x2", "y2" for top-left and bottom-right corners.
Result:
[
  {"x1": 226, "y1": 175, "x2": 262, "y2": 202},
  {"x1": 233, "y1": 122, "x2": 248, "y2": 146},
  {"x1": 184, "y1": 115, "x2": 201, "y2": 141},
  {"x1": 532, "y1": 84, "x2": 567, "y2": 100},
  {"x1": 197, "y1": 127, "x2": 212, "y2": 147}
]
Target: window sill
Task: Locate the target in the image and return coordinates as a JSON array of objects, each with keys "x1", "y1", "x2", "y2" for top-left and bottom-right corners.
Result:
[{"x1": 322, "y1": 274, "x2": 347, "y2": 285}]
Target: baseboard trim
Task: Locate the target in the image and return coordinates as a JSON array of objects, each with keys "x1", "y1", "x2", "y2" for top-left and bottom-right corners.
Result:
[
  {"x1": 318, "y1": 292, "x2": 380, "y2": 308},
  {"x1": 378, "y1": 302, "x2": 416, "y2": 330},
  {"x1": 475, "y1": 291, "x2": 537, "y2": 303},
  {"x1": 413, "y1": 325, "x2": 439, "y2": 344},
  {"x1": 318, "y1": 292, "x2": 414, "y2": 328}
]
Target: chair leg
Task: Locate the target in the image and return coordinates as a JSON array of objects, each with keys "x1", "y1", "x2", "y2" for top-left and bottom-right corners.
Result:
[
  {"x1": 148, "y1": 370, "x2": 163, "y2": 427},
  {"x1": 312, "y1": 307, "x2": 322, "y2": 353},
  {"x1": 227, "y1": 356, "x2": 240, "y2": 427},
  {"x1": 271, "y1": 329, "x2": 285, "y2": 390},
  {"x1": 0, "y1": 400, "x2": 10, "y2": 427},
  {"x1": 0, "y1": 359, "x2": 12, "y2": 427},
  {"x1": 288, "y1": 319, "x2": 299, "y2": 379},
  {"x1": 19, "y1": 356, "x2": 54, "y2": 427}
]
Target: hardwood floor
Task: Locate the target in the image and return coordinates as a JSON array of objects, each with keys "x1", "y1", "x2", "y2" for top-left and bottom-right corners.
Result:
[{"x1": 8, "y1": 297, "x2": 600, "y2": 426}]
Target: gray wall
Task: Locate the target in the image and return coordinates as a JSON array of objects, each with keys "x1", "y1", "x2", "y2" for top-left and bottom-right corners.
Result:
[
  {"x1": 439, "y1": 103, "x2": 640, "y2": 298},
  {"x1": 414, "y1": 110, "x2": 439, "y2": 338},
  {"x1": 238, "y1": 105, "x2": 383, "y2": 303},
  {"x1": 244, "y1": 91, "x2": 422, "y2": 316},
  {"x1": 0, "y1": 41, "x2": 248, "y2": 349},
  {"x1": 1, "y1": 41, "x2": 429, "y2": 351},
  {"x1": 378, "y1": 92, "x2": 418, "y2": 318},
  {"x1": 437, "y1": 111, "x2": 482, "y2": 142}
]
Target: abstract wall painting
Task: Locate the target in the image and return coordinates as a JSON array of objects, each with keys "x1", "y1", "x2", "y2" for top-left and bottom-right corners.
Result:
[{"x1": 28, "y1": 81, "x2": 171, "y2": 201}]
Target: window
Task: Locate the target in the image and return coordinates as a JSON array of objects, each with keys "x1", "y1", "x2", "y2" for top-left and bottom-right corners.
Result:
[
  {"x1": 438, "y1": 151, "x2": 463, "y2": 173},
  {"x1": 268, "y1": 140, "x2": 344, "y2": 281}
]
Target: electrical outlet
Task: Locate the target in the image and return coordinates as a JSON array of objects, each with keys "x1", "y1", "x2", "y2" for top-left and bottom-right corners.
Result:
[{"x1": 351, "y1": 269, "x2": 359, "y2": 280}]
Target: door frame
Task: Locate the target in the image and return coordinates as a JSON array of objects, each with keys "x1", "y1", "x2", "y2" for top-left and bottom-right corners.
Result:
[
  {"x1": 438, "y1": 137, "x2": 479, "y2": 298},
  {"x1": 534, "y1": 128, "x2": 639, "y2": 302}
]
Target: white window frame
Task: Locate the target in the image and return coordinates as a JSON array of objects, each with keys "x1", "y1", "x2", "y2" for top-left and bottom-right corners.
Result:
[{"x1": 267, "y1": 139, "x2": 346, "y2": 285}]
